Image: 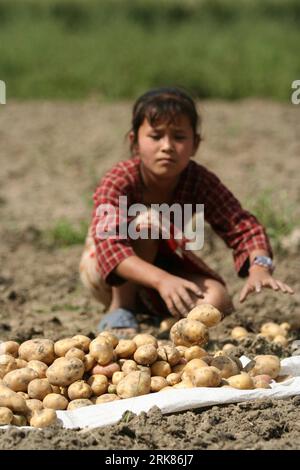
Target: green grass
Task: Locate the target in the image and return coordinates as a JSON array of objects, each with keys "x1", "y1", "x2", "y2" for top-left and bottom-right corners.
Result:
[
  {"x1": 247, "y1": 190, "x2": 297, "y2": 251},
  {"x1": 44, "y1": 219, "x2": 88, "y2": 247},
  {"x1": 0, "y1": 0, "x2": 299, "y2": 100}
]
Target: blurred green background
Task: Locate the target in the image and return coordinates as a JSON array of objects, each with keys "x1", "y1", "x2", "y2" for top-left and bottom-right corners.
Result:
[{"x1": 0, "y1": 0, "x2": 299, "y2": 101}]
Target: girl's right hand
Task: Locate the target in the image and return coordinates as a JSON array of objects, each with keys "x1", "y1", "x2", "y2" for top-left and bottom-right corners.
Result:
[{"x1": 157, "y1": 273, "x2": 204, "y2": 318}]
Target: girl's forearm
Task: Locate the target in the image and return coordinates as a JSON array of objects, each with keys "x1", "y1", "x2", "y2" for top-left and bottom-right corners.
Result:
[{"x1": 114, "y1": 255, "x2": 167, "y2": 290}]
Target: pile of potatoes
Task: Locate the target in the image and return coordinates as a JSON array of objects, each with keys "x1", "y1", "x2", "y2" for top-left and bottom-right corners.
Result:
[
  {"x1": 227, "y1": 321, "x2": 291, "y2": 348},
  {"x1": 0, "y1": 304, "x2": 283, "y2": 428}
]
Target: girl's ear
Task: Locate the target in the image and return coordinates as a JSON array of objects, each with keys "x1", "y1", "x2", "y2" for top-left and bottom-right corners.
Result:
[
  {"x1": 191, "y1": 133, "x2": 201, "y2": 156},
  {"x1": 129, "y1": 131, "x2": 138, "y2": 154}
]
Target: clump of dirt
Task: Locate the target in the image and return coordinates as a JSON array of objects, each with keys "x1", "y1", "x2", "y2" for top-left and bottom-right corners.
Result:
[{"x1": 0, "y1": 100, "x2": 299, "y2": 449}]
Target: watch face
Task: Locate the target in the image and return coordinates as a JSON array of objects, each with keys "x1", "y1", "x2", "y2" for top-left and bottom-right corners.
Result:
[{"x1": 254, "y1": 256, "x2": 273, "y2": 267}]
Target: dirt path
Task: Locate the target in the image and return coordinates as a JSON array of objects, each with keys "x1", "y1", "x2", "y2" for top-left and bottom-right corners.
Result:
[{"x1": 0, "y1": 100, "x2": 299, "y2": 449}]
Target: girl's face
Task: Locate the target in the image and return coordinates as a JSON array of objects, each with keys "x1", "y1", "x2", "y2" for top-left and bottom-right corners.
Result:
[{"x1": 131, "y1": 114, "x2": 200, "y2": 181}]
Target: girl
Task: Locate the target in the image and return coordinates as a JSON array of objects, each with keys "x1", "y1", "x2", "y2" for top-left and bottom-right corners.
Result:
[{"x1": 80, "y1": 87, "x2": 294, "y2": 336}]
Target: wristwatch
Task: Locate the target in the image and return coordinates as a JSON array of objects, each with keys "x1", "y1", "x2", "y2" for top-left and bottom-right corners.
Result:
[{"x1": 252, "y1": 256, "x2": 275, "y2": 273}]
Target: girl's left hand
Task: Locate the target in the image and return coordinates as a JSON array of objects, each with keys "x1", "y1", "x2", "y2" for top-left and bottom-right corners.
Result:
[{"x1": 239, "y1": 266, "x2": 294, "y2": 303}]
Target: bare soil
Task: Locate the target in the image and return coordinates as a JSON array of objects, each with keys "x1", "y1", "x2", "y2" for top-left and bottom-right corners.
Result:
[{"x1": 0, "y1": 99, "x2": 299, "y2": 449}]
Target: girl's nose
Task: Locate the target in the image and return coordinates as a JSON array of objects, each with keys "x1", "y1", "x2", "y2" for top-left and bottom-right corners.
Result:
[{"x1": 161, "y1": 135, "x2": 174, "y2": 151}]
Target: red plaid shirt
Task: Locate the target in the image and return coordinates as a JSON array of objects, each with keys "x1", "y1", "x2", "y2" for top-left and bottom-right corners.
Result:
[{"x1": 91, "y1": 156, "x2": 272, "y2": 285}]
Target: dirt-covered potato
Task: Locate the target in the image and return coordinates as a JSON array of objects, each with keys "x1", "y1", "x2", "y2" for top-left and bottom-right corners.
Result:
[
  {"x1": 97, "y1": 332, "x2": 119, "y2": 348},
  {"x1": 272, "y1": 335, "x2": 288, "y2": 347},
  {"x1": 150, "y1": 376, "x2": 168, "y2": 392},
  {"x1": 156, "y1": 345, "x2": 181, "y2": 366},
  {"x1": 72, "y1": 335, "x2": 91, "y2": 352},
  {"x1": 0, "y1": 406, "x2": 13, "y2": 425},
  {"x1": 46, "y1": 357, "x2": 85, "y2": 386},
  {"x1": 166, "y1": 373, "x2": 181, "y2": 386},
  {"x1": 68, "y1": 380, "x2": 92, "y2": 400},
  {"x1": 112, "y1": 371, "x2": 125, "y2": 385},
  {"x1": 121, "y1": 360, "x2": 138, "y2": 375},
  {"x1": 253, "y1": 376, "x2": 272, "y2": 389},
  {"x1": 54, "y1": 338, "x2": 83, "y2": 357},
  {"x1": 184, "y1": 346, "x2": 207, "y2": 362},
  {"x1": 115, "y1": 340, "x2": 137, "y2": 358},
  {"x1": 231, "y1": 327, "x2": 249, "y2": 341},
  {"x1": 191, "y1": 366, "x2": 222, "y2": 387},
  {"x1": 182, "y1": 358, "x2": 207, "y2": 380},
  {"x1": 134, "y1": 345, "x2": 158, "y2": 366},
  {"x1": 260, "y1": 322, "x2": 284, "y2": 339},
  {"x1": 30, "y1": 408, "x2": 57, "y2": 427},
  {"x1": 222, "y1": 343, "x2": 236, "y2": 354},
  {"x1": 67, "y1": 399, "x2": 93, "y2": 410},
  {"x1": 226, "y1": 372, "x2": 254, "y2": 389},
  {"x1": 0, "y1": 341, "x2": 19, "y2": 358},
  {"x1": 248, "y1": 355, "x2": 281, "y2": 379},
  {"x1": 172, "y1": 379, "x2": 194, "y2": 389},
  {"x1": 27, "y1": 378, "x2": 52, "y2": 400},
  {"x1": 89, "y1": 337, "x2": 114, "y2": 365},
  {"x1": 170, "y1": 319, "x2": 209, "y2": 347},
  {"x1": 187, "y1": 304, "x2": 223, "y2": 327},
  {"x1": 18, "y1": 339, "x2": 55, "y2": 365},
  {"x1": 0, "y1": 384, "x2": 28, "y2": 414},
  {"x1": 150, "y1": 361, "x2": 171, "y2": 378},
  {"x1": 176, "y1": 346, "x2": 188, "y2": 357},
  {"x1": 91, "y1": 362, "x2": 120, "y2": 378},
  {"x1": 65, "y1": 347, "x2": 86, "y2": 361},
  {"x1": 15, "y1": 359, "x2": 28, "y2": 369},
  {"x1": 27, "y1": 360, "x2": 48, "y2": 379},
  {"x1": 133, "y1": 334, "x2": 158, "y2": 348},
  {"x1": 95, "y1": 394, "x2": 120, "y2": 404},
  {"x1": 211, "y1": 356, "x2": 240, "y2": 379},
  {"x1": 0, "y1": 354, "x2": 18, "y2": 379},
  {"x1": 82, "y1": 354, "x2": 96, "y2": 372},
  {"x1": 116, "y1": 371, "x2": 151, "y2": 398},
  {"x1": 25, "y1": 398, "x2": 44, "y2": 415},
  {"x1": 3, "y1": 367, "x2": 39, "y2": 392},
  {"x1": 12, "y1": 414, "x2": 28, "y2": 426},
  {"x1": 159, "y1": 318, "x2": 177, "y2": 333},
  {"x1": 17, "y1": 391, "x2": 29, "y2": 400},
  {"x1": 87, "y1": 374, "x2": 108, "y2": 396},
  {"x1": 43, "y1": 393, "x2": 69, "y2": 410},
  {"x1": 171, "y1": 363, "x2": 186, "y2": 375}
]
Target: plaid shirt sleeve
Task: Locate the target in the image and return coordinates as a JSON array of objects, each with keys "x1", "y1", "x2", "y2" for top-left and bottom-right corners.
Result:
[
  {"x1": 91, "y1": 163, "x2": 136, "y2": 286},
  {"x1": 198, "y1": 166, "x2": 273, "y2": 277}
]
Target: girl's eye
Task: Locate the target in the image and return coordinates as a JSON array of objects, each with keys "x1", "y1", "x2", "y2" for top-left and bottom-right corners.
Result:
[
  {"x1": 150, "y1": 134, "x2": 161, "y2": 140},
  {"x1": 175, "y1": 135, "x2": 186, "y2": 140}
]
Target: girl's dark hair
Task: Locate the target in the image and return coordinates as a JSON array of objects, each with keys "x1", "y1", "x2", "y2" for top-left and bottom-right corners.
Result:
[{"x1": 130, "y1": 87, "x2": 201, "y2": 152}]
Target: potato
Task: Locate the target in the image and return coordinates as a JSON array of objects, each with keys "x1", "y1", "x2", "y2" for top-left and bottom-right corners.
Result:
[
  {"x1": 43, "y1": 393, "x2": 69, "y2": 410},
  {"x1": 67, "y1": 399, "x2": 93, "y2": 410},
  {"x1": 0, "y1": 341, "x2": 19, "y2": 358},
  {"x1": 280, "y1": 322, "x2": 291, "y2": 333},
  {"x1": 12, "y1": 414, "x2": 28, "y2": 426},
  {"x1": 97, "y1": 331, "x2": 119, "y2": 348},
  {"x1": 0, "y1": 354, "x2": 18, "y2": 379},
  {"x1": 119, "y1": 359, "x2": 138, "y2": 375},
  {"x1": 159, "y1": 386, "x2": 174, "y2": 392},
  {"x1": 156, "y1": 345, "x2": 181, "y2": 366},
  {"x1": 19, "y1": 339, "x2": 55, "y2": 365},
  {"x1": 27, "y1": 360, "x2": 48, "y2": 379},
  {"x1": 171, "y1": 363, "x2": 186, "y2": 375},
  {"x1": 0, "y1": 385, "x2": 28, "y2": 414},
  {"x1": 191, "y1": 366, "x2": 222, "y2": 387},
  {"x1": 187, "y1": 304, "x2": 222, "y2": 327},
  {"x1": 3, "y1": 367, "x2": 39, "y2": 392},
  {"x1": 176, "y1": 346, "x2": 188, "y2": 357},
  {"x1": 260, "y1": 322, "x2": 283, "y2": 339},
  {"x1": 87, "y1": 374, "x2": 108, "y2": 396},
  {"x1": 89, "y1": 337, "x2": 114, "y2": 365},
  {"x1": 15, "y1": 359, "x2": 28, "y2": 369},
  {"x1": 151, "y1": 361, "x2": 171, "y2": 378},
  {"x1": 91, "y1": 362, "x2": 120, "y2": 378},
  {"x1": 46, "y1": 357, "x2": 85, "y2": 386},
  {"x1": 248, "y1": 355, "x2": 281, "y2": 379},
  {"x1": 65, "y1": 347, "x2": 86, "y2": 361},
  {"x1": 211, "y1": 356, "x2": 240, "y2": 379},
  {"x1": 226, "y1": 372, "x2": 254, "y2": 389},
  {"x1": 17, "y1": 391, "x2": 29, "y2": 400},
  {"x1": 0, "y1": 406, "x2": 13, "y2": 425},
  {"x1": 159, "y1": 317, "x2": 177, "y2": 333},
  {"x1": 54, "y1": 338, "x2": 83, "y2": 357},
  {"x1": 222, "y1": 343, "x2": 236, "y2": 353},
  {"x1": 25, "y1": 399, "x2": 44, "y2": 415},
  {"x1": 133, "y1": 334, "x2": 157, "y2": 348},
  {"x1": 231, "y1": 327, "x2": 249, "y2": 341},
  {"x1": 68, "y1": 380, "x2": 92, "y2": 400},
  {"x1": 166, "y1": 373, "x2": 181, "y2": 386},
  {"x1": 172, "y1": 378, "x2": 194, "y2": 389},
  {"x1": 115, "y1": 340, "x2": 137, "y2": 358},
  {"x1": 272, "y1": 335, "x2": 288, "y2": 347},
  {"x1": 184, "y1": 346, "x2": 207, "y2": 362},
  {"x1": 112, "y1": 371, "x2": 125, "y2": 386},
  {"x1": 134, "y1": 345, "x2": 158, "y2": 366},
  {"x1": 150, "y1": 376, "x2": 168, "y2": 392},
  {"x1": 116, "y1": 371, "x2": 151, "y2": 398},
  {"x1": 72, "y1": 335, "x2": 91, "y2": 352},
  {"x1": 253, "y1": 377, "x2": 272, "y2": 389},
  {"x1": 28, "y1": 378, "x2": 52, "y2": 400},
  {"x1": 30, "y1": 408, "x2": 57, "y2": 427},
  {"x1": 83, "y1": 354, "x2": 96, "y2": 372},
  {"x1": 170, "y1": 319, "x2": 209, "y2": 347},
  {"x1": 182, "y1": 358, "x2": 207, "y2": 379},
  {"x1": 95, "y1": 394, "x2": 120, "y2": 404}
]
